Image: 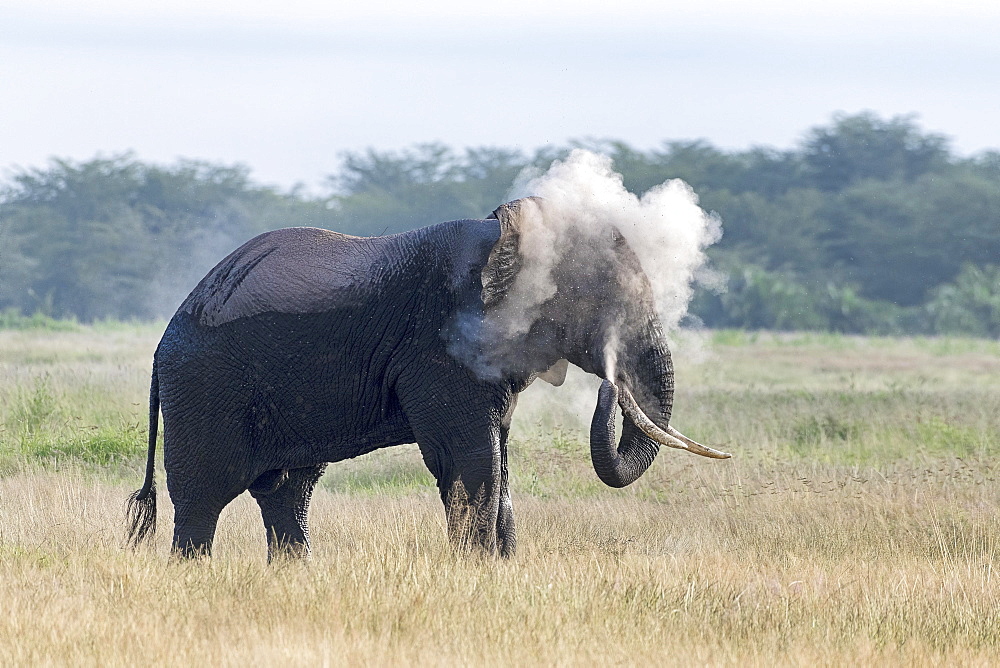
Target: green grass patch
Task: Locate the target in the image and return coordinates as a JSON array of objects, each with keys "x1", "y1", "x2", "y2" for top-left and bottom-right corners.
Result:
[
  {"x1": 912, "y1": 416, "x2": 988, "y2": 456},
  {"x1": 911, "y1": 335, "x2": 1000, "y2": 356},
  {"x1": 710, "y1": 329, "x2": 760, "y2": 347},
  {"x1": 2, "y1": 376, "x2": 145, "y2": 468},
  {"x1": 3, "y1": 325, "x2": 1000, "y2": 487},
  {"x1": 320, "y1": 447, "x2": 434, "y2": 495},
  {"x1": 15, "y1": 424, "x2": 145, "y2": 466},
  {"x1": 13, "y1": 351, "x2": 108, "y2": 365},
  {"x1": 791, "y1": 413, "x2": 862, "y2": 448},
  {"x1": 0, "y1": 309, "x2": 80, "y2": 332},
  {"x1": 88, "y1": 318, "x2": 168, "y2": 335},
  {"x1": 8, "y1": 375, "x2": 60, "y2": 437}
]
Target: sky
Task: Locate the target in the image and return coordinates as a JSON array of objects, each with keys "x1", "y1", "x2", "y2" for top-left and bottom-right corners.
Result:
[{"x1": 2, "y1": 0, "x2": 999, "y2": 190}]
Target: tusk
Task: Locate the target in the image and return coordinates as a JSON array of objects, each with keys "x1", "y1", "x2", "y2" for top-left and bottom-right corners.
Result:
[
  {"x1": 617, "y1": 386, "x2": 732, "y2": 459},
  {"x1": 665, "y1": 425, "x2": 732, "y2": 459}
]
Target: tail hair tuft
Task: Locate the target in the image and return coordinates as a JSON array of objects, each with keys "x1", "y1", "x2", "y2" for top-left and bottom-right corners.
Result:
[{"x1": 125, "y1": 482, "x2": 157, "y2": 548}]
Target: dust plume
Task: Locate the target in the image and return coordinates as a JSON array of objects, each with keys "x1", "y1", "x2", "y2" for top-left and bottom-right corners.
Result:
[
  {"x1": 148, "y1": 227, "x2": 257, "y2": 321},
  {"x1": 454, "y1": 149, "x2": 721, "y2": 385},
  {"x1": 507, "y1": 149, "x2": 722, "y2": 335},
  {"x1": 473, "y1": 149, "x2": 722, "y2": 429}
]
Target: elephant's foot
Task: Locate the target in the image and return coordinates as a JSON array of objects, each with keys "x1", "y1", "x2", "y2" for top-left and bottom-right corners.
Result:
[
  {"x1": 265, "y1": 531, "x2": 311, "y2": 562},
  {"x1": 170, "y1": 536, "x2": 214, "y2": 559},
  {"x1": 251, "y1": 464, "x2": 327, "y2": 563},
  {"x1": 444, "y1": 480, "x2": 505, "y2": 557}
]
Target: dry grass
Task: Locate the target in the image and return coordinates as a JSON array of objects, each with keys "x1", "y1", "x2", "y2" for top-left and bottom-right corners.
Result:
[
  {"x1": 1, "y1": 326, "x2": 999, "y2": 665},
  {"x1": 1, "y1": 466, "x2": 998, "y2": 665}
]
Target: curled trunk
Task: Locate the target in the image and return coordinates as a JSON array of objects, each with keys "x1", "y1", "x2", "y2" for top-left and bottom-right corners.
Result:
[
  {"x1": 588, "y1": 324, "x2": 677, "y2": 488},
  {"x1": 589, "y1": 380, "x2": 731, "y2": 488},
  {"x1": 589, "y1": 380, "x2": 661, "y2": 488}
]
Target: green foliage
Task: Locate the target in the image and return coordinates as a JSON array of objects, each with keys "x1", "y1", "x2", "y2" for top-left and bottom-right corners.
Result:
[
  {"x1": 0, "y1": 154, "x2": 335, "y2": 321},
  {"x1": 722, "y1": 265, "x2": 828, "y2": 331},
  {"x1": 801, "y1": 111, "x2": 950, "y2": 191},
  {"x1": 1, "y1": 112, "x2": 999, "y2": 335},
  {"x1": 9, "y1": 376, "x2": 60, "y2": 439},
  {"x1": 0, "y1": 308, "x2": 79, "y2": 331},
  {"x1": 326, "y1": 143, "x2": 543, "y2": 235},
  {"x1": 690, "y1": 264, "x2": 920, "y2": 334},
  {"x1": 925, "y1": 264, "x2": 1000, "y2": 338}
]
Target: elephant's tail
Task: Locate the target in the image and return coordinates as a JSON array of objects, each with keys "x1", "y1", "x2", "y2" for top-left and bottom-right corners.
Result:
[{"x1": 126, "y1": 360, "x2": 159, "y2": 547}]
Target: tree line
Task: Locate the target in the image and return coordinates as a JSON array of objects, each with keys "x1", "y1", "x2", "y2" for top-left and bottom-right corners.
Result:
[{"x1": 1, "y1": 112, "x2": 999, "y2": 335}]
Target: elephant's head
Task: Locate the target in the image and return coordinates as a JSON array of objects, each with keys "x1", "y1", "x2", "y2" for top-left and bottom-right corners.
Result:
[{"x1": 470, "y1": 197, "x2": 729, "y2": 488}]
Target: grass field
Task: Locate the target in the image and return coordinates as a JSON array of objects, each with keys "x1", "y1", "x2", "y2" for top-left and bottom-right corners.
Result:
[{"x1": 1, "y1": 324, "x2": 999, "y2": 665}]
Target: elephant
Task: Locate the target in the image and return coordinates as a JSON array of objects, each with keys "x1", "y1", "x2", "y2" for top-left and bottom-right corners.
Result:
[{"x1": 126, "y1": 197, "x2": 729, "y2": 560}]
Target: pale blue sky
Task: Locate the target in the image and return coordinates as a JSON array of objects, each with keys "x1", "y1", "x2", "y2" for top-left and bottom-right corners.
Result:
[{"x1": 2, "y1": 0, "x2": 998, "y2": 190}]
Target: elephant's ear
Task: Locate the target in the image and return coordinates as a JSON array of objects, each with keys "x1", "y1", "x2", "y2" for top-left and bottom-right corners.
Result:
[
  {"x1": 537, "y1": 358, "x2": 569, "y2": 386},
  {"x1": 481, "y1": 198, "x2": 541, "y2": 309}
]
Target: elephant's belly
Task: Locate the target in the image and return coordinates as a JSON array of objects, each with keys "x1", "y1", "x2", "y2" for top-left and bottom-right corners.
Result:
[
  {"x1": 158, "y1": 309, "x2": 417, "y2": 467},
  {"x1": 260, "y1": 381, "x2": 415, "y2": 462}
]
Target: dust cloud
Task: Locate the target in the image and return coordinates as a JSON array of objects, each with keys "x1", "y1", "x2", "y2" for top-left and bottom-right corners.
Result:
[
  {"x1": 149, "y1": 228, "x2": 253, "y2": 321},
  {"x1": 492, "y1": 150, "x2": 723, "y2": 431},
  {"x1": 506, "y1": 148, "x2": 722, "y2": 336}
]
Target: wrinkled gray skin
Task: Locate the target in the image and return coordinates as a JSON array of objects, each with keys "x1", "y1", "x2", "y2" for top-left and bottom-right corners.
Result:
[{"x1": 127, "y1": 198, "x2": 677, "y2": 560}]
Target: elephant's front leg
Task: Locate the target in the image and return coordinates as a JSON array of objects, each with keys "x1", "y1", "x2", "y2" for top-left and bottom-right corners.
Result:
[
  {"x1": 442, "y1": 442, "x2": 504, "y2": 555},
  {"x1": 416, "y1": 425, "x2": 506, "y2": 556},
  {"x1": 496, "y1": 399, "x2": 517, "y2": 557},
  {"x1": 249, "y1": 463, "x2": 328, "y2": 561},
  {"x1": 496, "y1": 444, "x2": 515, "y2": 557},
  {"x1": 403, "y1": 373, "x2": 516, "y2": 557}
]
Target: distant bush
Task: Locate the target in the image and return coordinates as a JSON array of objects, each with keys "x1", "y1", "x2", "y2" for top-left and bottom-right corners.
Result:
[
  {"x1": 2, "y1": 112, "x2": 999, "y2": 335},
  {"x1": 925, "y1": 264, "x2": 1000, "y2": 338},
  {"x1": 0, "y1": 308, "x2": 79, "y2": 332},
  {"x1": 689, "y1": 266, "x2": 926, "y2": 335}
]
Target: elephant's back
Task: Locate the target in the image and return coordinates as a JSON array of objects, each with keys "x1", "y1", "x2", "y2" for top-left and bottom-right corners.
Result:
[{"x1": 179, "y1": 227, "x2": 383, "y2": 327}]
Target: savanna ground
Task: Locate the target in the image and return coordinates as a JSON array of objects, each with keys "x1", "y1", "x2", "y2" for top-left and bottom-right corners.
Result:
[{"x1": 1, "y1": 323, "x2": 999, "y2": 665}]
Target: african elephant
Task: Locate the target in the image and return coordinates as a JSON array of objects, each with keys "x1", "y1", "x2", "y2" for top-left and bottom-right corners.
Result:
[{"x1": 126, "y1": 197, "x2": 729, "y2": 560}]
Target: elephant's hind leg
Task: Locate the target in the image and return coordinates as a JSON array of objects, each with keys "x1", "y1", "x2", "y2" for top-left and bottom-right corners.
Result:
[
  {"x1": 171, "y1": 491, "x2": 243, "y2": 558},
  {"x1": 250, "y1": 464, "x2": 327, "y2": 561},
  {"x1": 168, "y1": 469, "x2": 247, "y2": 558}
]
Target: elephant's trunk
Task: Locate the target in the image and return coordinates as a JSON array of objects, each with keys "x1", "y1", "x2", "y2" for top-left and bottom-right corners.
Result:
[
  {"x1": 590, "y1": 380, "x2": 661, "y2": 487},
  {"x1": 588, "y1": 320, "x2": 675, "y2": 487},
  {"x1": 589, "y1": 381, "x2": 731, "y2": 488},
  {"x1": 588, "y1": 322, "x2": 731, "y2": 487}
]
